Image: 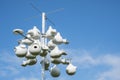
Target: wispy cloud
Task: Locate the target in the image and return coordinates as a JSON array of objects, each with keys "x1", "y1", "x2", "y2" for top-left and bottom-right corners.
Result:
[
  {"x1": 0, "y1": 51, "x2": 21, "y2": 77},
  {"x1": 0, "y1": 51, "x2": 22, "y2": 65},
  {"x1": 0, "y1": 51, "x2": 45, "y2": 79},
  {"x1": 97, "y1": 55, "x2": 120, "y2": 80},
  {"x1": 14, "y1": 77, "x2": 39, "y2": 80},
  {"x1": 65, "y1": 48, "x2": 120, "y2": 80},
  {"x1": 1, "y1": 49, "x2": 120, "y2": 80}
]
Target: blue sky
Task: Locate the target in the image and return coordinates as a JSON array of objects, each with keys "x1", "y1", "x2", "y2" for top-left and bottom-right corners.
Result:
[{"x1": 0, "y1": 0, "x2": 120, "y2": 80}]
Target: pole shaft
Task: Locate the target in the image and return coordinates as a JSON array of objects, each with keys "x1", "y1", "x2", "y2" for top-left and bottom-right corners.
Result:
[
  {"x1": 42, "y1": 12, "x2": 45, "y2": 34},
  {"x1": 41, "y1": 12, "x2": 46, "y2": 80}
]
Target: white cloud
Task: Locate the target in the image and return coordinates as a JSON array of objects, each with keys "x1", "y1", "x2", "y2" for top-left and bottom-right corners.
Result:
[
  {"x1": 97, "y1": 68, "x2": 120, "y2": 80},
  {"x1": 73, "y1": 54, "x2": 98, "y2": 67},
  {"x1": 102, "y1": 55, "x2": 120, "y2": 67},
  {"x1": 0, "y1": 51, "x2": 22, "y2": 77},
  {"x1": 14, "y1": 77, "x2": 39, "y2": 80},
  {"x1": 66, "y1": 49, "x2": 99, "y2": 68},
  {"x1": 0, "y1": 51, "x2": 22, "y2": 64},
  {"x1": 65, "y1": 48, "x2": 120, "y2": 80},
  {"x1": 97, "y1": 55, "x2": 120, "y2": 80},
  {"x1": 0, "y1": 51, "x2": 43, "y2": 79},
  {"x1": 1, "y1": 49, "x2": 120, "y2": 80}
]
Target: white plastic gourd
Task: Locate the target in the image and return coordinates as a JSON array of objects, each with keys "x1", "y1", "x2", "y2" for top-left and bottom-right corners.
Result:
[
  {"x1": 66, "y1": 63, "x2": 77, "y2": 75},
  {"x1": 27, "y1": 26, "x2": 41, "y2": 39},
  {"x1": 14, "y1": 44, "x2": 27, "y2": 57},
  {"x1": 25, "y1": 50, "x2": 36, "y2": 59},
  {"x1": 50, "y1": 65, "x2": 60, "y2": 77},
  {"x1": 50, "y1": 46, "x2": 66, "y2": 58},
  {"x1": 52, "y1": 32, "x2": 68, "y2": 45},
  {"x1": 21, "y1": 59, "x2": 37, "y2": 67},
  {"x1": 51, "y1": 57, "x2": 61, "y2": 64},
  {"x1": 47, "y1": 40, "x2": 56, "y2": 50},
  {"x1": 29, "y1": 43, "x2": 41, "y2": 55},
  {"x1": 20, "y1": 39, "x2": 33, "y2": 45},
  {"x1": 46, "y1": 26, "x2": 57, "y2": 39}
]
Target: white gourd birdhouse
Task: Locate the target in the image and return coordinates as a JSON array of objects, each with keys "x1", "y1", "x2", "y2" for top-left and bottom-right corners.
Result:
[
  {"x1": 50, "y1": 65, "x2": 60, "y2": 77},
  {"x1": 21, "y1": 59, "x2": 37, "y2": 67},
  {"x1": 27, "y1": 26, "x2": 41, "y2": 39},
  {"x1": 50, "y1": 46, "x2": 66, "y2": 58},
  {"x1": 52, "y1": 32, "x2": 68, "y2": 45},
  {"x1": 48, "y1": 40, "x2": 56, "y2": 50},
  {"x1": 27, "y1": 59, "x2": 37, "y2": 65},
  {"x1": 46, "y1": 26, "x2": 57, "y2": 39},
  {"x1": 20, "y1": 39, "x2": 33, "y2": 45},
  {"x1": 29, "y1": 43, "x2": 41, "y2": 55},
  {"x1": 25, "y1": 50, "x2": 36, "y2": 59},
  {"x1": 51, "y1": 57, "x2": 61, "y2": 64},
  {"x1": 14, "y1": 44, "x2": 27, "y2": 57},
  {"x1": 66, "y1": 63, "x2": 77, "y2": 75}
]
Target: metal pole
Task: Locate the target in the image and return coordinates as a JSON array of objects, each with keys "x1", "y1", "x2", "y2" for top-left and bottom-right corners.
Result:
[
  {"x1": 42, "y1": 12, "x2": 45, "y2": 34},
  {"x1": 42, "y1": 12, "x2": 46, "y2": 47},
  {"x1": 41, "y1": 12, "x2": 46, "y2": 80}
]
